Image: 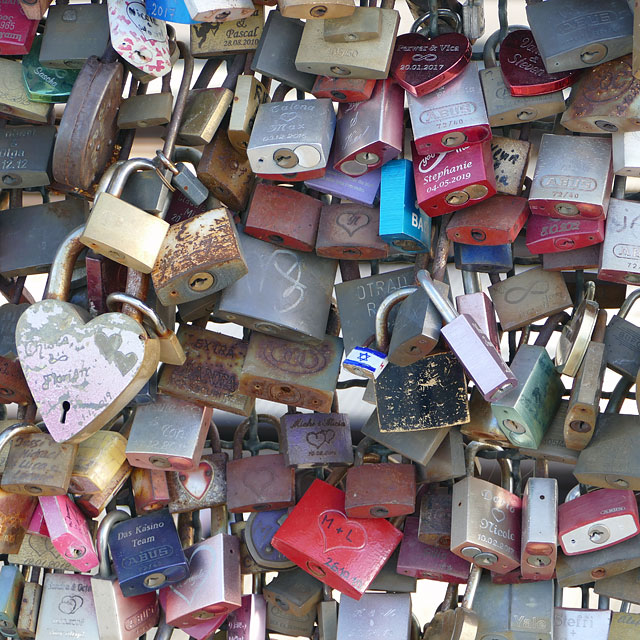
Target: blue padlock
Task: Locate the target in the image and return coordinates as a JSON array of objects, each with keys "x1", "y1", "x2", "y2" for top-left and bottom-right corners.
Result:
[{"x1": 454, "y1": 242, "x2": 513, "y2": 274}]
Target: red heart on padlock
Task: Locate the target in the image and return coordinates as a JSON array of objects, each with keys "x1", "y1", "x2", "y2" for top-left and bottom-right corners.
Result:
[
  {"x1": 499, "y1": 29, "x2": 579, "y2": 97},
  {"x1": 178, "y1": 461, "x2": 214, "y2": 500},
  {"x1": 390, "y1": 32, "x2": 471, "y2": 98},
  {"x1": 318, "y1": 509, "x2": 367, "y2": 552}
]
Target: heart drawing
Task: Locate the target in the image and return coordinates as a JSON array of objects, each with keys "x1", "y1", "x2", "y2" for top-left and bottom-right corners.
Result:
[
  {"x1": 169, "y1": 543, "x2": 215, "y2": 606},
  {"x1": 336, "y1": 211, "x2": 370, "y2": 237},
  {"x1": 178, "y1": 461, "x2": 214, "y2": 500},
  {"x1": 306, "y1": 429, "x2": 336, "y2": 450},
  {"x1": 318, "y1": 509, "x2": 367, "y2": 553},
  {"x1": 491, "y1": 507, "x2": 506, "y2": 523}
]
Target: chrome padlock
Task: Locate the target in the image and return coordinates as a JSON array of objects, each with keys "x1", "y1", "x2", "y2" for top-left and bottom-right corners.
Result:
[
  {"x1": 604, "y1": 288, "x2": 640, "y2": 378},
  {"x1": 599, "y1": 196, "x2": 640, "y2": 285},
  {"x1": 613, "y1": 130, "x2": 640, "y2": 176},
  {"x1": 336, "y1": 592, "x2": 412, "y2": 640},
  {"x1": 554, "y1": 602, "x2": 612, "y2": 640}
]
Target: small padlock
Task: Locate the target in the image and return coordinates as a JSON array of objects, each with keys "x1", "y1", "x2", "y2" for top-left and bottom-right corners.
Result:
[
  {"x1": 0, "y1": 58, "x2": 53, "y2": 123},
  {"x1": 312, "y1": 76, "x2": 376, "y2": 103},
  {"x1": 131, "y1": 468, "x2": 171, "y2": 513},
  {"x1": 491, "y1": 135, "x2": 531, "y2": 197},
  {"x1": 191, "y1": 7, "x2": 264, "y2": 57},
  {"x1": 228, "y1": 69, "x2": 269, "y2": 153},
  {"x1": 0, "y1": 125, "x2": 56, "y2": 189},
  {"x1": 118, "y1": 73, "x2": 173, "y2": 129}
]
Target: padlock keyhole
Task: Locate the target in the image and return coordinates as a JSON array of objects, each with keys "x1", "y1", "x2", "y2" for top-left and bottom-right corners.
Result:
[{"x1": 60, "y1": 401, "x2": 71, "y2": 424}]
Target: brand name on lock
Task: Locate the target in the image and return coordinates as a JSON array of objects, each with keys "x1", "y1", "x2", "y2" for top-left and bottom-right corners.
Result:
[
  {"x1": 419, "y1": 102, "x2": 476, "y2": 124},
  {"x1": 539, "y1": 175, "x2": 597, "y2": 192},
  {"x1": 121, "y1": 544, "x2": 173, "y2": 567},
  {"x1": 556, "y1": 11, "x2": 617, "y2": 36}
]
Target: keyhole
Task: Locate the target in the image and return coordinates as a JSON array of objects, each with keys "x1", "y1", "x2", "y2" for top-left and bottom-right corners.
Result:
[{"x1": 61, "y1": 401, "x2": 71, "y2": 423}]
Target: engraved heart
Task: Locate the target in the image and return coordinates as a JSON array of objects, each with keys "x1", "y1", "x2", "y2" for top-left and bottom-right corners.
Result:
[
  {"x1": 306, "y1": 429, "x2": 335, "y2": 450},
  {"x1": 491, "y1": 507, "x2": 506, "y2": 523},
  {"x1": 16, "y1": 300, "x2": 159, "y2": 443},
  {"x1": 58, "y1": 595, "x2": 83, "y2": 615},
  {"x1": 499, "y1": 29, "x2": 578, "y2": 97},
  {"x1": 279, "y1": 112, "x2": 299, "y2": 123},
  {"x1": 336, "y1": 211, "x2": 370, "y2": 237},
  {"x1": 318, "y1": 509, "x2": 367, "y2": 553},
  {"x1": 169, "y1": 544, "x2": 215, "y2": 606},
  {"x1": 178, "y1": 461, "x2": 214, "y2": 500},
  {"x1": 243, "y1": 466, "x2": 275, "y2": 497},
  {"x1": 390, "y1": 33, "x2": 471, "y2": 98}
]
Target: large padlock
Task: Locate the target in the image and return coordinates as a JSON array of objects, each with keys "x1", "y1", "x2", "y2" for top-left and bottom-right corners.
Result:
[
  {"x1": 599, "y1": 196, "x2": 640, "y2": 285},
  {"x1": 450, "y1": 441, "x2": 522, "y2": 574}
]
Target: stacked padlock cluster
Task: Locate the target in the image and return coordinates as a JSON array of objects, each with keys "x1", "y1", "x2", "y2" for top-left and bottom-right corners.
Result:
[{"x1": 1, "y1": 0, "x2": 640, "y2": 637}]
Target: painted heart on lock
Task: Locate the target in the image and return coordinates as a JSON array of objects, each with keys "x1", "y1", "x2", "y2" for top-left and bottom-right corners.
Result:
[
  {"x1": 15, "y1": 300, "x2": 159, "y2": 443},
  {"x1": 318, "y1": 509, "x2": 367, "y2": 552},
  {"x1": 390, "y1": 32, "x2": 471, "y2": 98},
  {"x1": 169, "y1": 544, "x2": 215, "y2": 606},
  {"x1": 499, "y1": 29, "x2": 579, "y2": 97},
  {"x1": 336, "y1": 211, "x2": 370, "y2": 237},
  {"x1": 178, "y1": 461, "x2": 214, "y2": 500}
]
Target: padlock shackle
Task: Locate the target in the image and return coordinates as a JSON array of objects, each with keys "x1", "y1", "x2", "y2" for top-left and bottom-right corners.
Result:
[
  {"x1": 604, "y1": 376, "x2": 633, "y2": 414},
  {"x1": 612, "y1": 175, "x2": 626, "y2": 199},
  {"x1": 174, "y1": 146, "x2": 203, "y2": 168},
  {"x1": 482, "y1": 25, "x2": 527, "y2": 68},
  {"x1": 462, "y1": 270, "x2": 481, "y2": 295},
  {"x1": 152, "y1": 612, "x2": 174, "y2": 640},
  {"x1": 108, "y1": 158, "x2": 157, "y2": 198},
  {"x1": 164, "y1": 41, "x2": 193, "y2": 159},
  {"x1": 0, "y1": 424, "x2": 39, "y2": 459},
  {"x1": 272, "y1": 83, "x2": 294, "y2": 103},
  {"x1": 416, "y1": 270, "x2": 457, "y2": 325},
  {"x1": 354, "y1": 435, "x2": 377, "y2": 465},
  {"x1": 442, "y1": 583, "x2": 458, "y2": 610},
  {"x1": 410, "y1": 8, "x2": 461, "y2": 36},
  {"x1": 232, "y1": 413, "x2": 282, "y2": 459},
  {"x1": 533, "y1": 311, "x2": 569, "y2": 347},
  {"x1": 222, "y1": 54, "x2": 247, "y2": 92},
  {"x1": 96, "y1": 509, "x2": 130, "y2": 579},
  {"x1": 618, "y1": 288, "x2": 640, "y2": 320},
  {"x1": 375, "y1": 286, "x2": 418, "y2": 353},
  {"x1": 564, "y1": 484, "x2": 581, "y2": 503},
  {"x1": 208, "y1": 417, "x2": 222, "y2": 454},
  {"x1": 95, "y1": 161, "x2": 126, "y2": 198},
  {"x1": 106, "y1": 292, "x2": 169, "y2": 338},
  {"x1": 462, "y1": 565, "x2": 482, "y2": 609},
  {"x1": 464, "y1": 440, "x2": 512, "y2": 491},
  {"x1": 44, "y1": 225, "x2": 86, "y2": 301}
]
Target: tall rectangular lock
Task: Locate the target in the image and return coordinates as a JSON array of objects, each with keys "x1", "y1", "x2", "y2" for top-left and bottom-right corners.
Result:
[{"x1": 599, "y1": 198, "x2": 640, "y2": 284}]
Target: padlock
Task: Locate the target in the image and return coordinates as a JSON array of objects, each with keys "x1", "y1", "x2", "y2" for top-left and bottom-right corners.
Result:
[
  {"x1": 226, "y1": 413, "x2": 295, "y2": 512},
  {"x1": 278, "y1": 0, "x2": 354, "y2": 20},
  {"x1": 1, "y1": 430, "x2": 76, "y2": 496},
  {"x1": 450, "y1": 441, "x2": 522, "y2": 574},
  {"x1": 526, "y1": 215, "x2": 604, "y2": 255},
  {"x1": 17, "y1": 565, "x2": 42, "y2": 639},
  {"x1": 75, "y1": 459, "x2": 131, "y2": 518},
  {"x1": 608, "y1": 609, "x2": 640, "y2": 639},
  {"x1": 417, "y1": 270, "x2": 516, "y2": 402},
  {"x1": 0, "y1": 564, "x2": 23, "y2": 638},
  {"x1": 418, "y1": 486, "x2": 453, "y2": 548},
  {"x1": 558, "y1": 488, "x2": 640, "y2": 556},
  {"x1": 228, "y1": 70, "x2": 269, "y2": 153},
  {"x1": 244, "y1": 509, "x2": 295, "y2": 570},
  {"x1": 145, "y1": 0, "x2": 197, "y2": 23},
  {"x1": 131, "y1": 468, "x2": 171, "y2": 513},
  {"x1": 526, "y1": 0, "x2": 632, "y2": 73},
  {"x1": 215, "y1": 231, "x2": 337, "y2": 344},
  {"x1": 390, "y1": 10, "x2": 472, "y2": 98},
  {"x1": 565, "y1": 309, "x2": 607, "y2": 450},
  {"x1": 454, "y1": 271, "x2": 500, "y2": 350},
  {"x1": 413, "y1": 141, "x2": 497, "y2": 217},
  {"x1": 612, "y1": 130, "x2": 640, "y2": 176},
  {"x1": 162, "y1": 532, "x2": 242, "y2": 627},
  {"x1": 333, "y1": 79, "x2": 404, "y2": 178},
  {"x1": 322, "y1": 5, "x2": 381, "y2": 42},
  {"x1": 491, "y1": 135, "x2": 531, "y2": 197},
  {"x1": 108, "y1": 509, "x2": 188, "y2": 596},
  {"x1": 490, "y1": 314, "x2": 565, "y2": 449},
  {"x1": 280, "y1": 410, "x2": 353, "y2": 468},
  {"x1": 91, "y1": 510, "x2": 160, "y2": 640},
  {"x1": 521, "y1": 475, "x2": 558, "y2": 581},
  {"x1": 191, "y1": 7, "x2": 264, "y2": 57},
  {"x1": 18, "y1": 0, "x2": 50, "y2": 20},
  {"x1": 473, "y1": 571, "x2": 554, "y2": 639},
  {"x1": 543, "y1": 245, "x2": 601, "y2": 272},
  {"x1": 266, "y1": 598, "x2": 316, "y2": 637},
  {"x1": 263, "y1": 569, "x2": 322, "y2": 619},
  {"x1": 271, "y1": 478, "x2": 403, "y2": 599},
  {"x1": 317, "y1": 585, "x2": 338, "y2": 640},
  {"x1": 337, "y1": 592, "x2": 411, "y2": 640},
  {"x1": 447, "y1": 195, "x2": 529, "y2": 246},
  {"x1": 251, "y1": 11, "x2": 315, "y2": 93},
  {"x1": 595, "y1": 569, "x2": 640, "y2": 605},
  {"x1": 479, "y1": 28, "x2": 566, "y2": 127},
  {"x1": 8, "y1": 532, "x2": 76, "y2": 571},
  {"x1": 118, "y1": 74, "x2": 173, "y2": 129},
  {"x1": 185, "y1": 0, "x2": 254, "y2": 23},
  {"x1": 599, "y1": 197, "x2": 640, "y2": 285},
  {"x1": 52, "y1": 51, "x2": 123, "y2": 191},
  {"x1": 38, "y1": 495, "x2": 99, "y2": 572},
  {"x1": 15, "y1": 228, "x2": 160, "y2": 443},
  {"x1": 409, "y1": 62, "x2": 491, "y2": 155},
  {"x1": 488, "y1": 267, "x2": 573, "y2": 332},
  {"x1": 413, "y1": 426, "x2": 466, "y2": 483},
  {"x1": 561, "y1": 55, "x2": 640, "y2": 133},
  {"x1": 158, "y1": 323, "x2": 255, "y2": 416},
  {"x1": 166, "y1": 420, "x2": 228, "y2": 513},
  {"x1": 345, "y1": 437, "x2": 415, "y2": 518},
  {"x1": 454, "y1": 242, "x2": 514, "y2": 274},
  {"x1": 126, "y1": 395, "x2": 213, "y2": 471},
  {"x1": 397, "y1": 515, "x2": 471, "y2": 583},
  {"x1": 244, "y1": 184, "x2": 322, "y2": 252},
  {"x1": 69, "y1": 430, "x2": 127, "y2": 494},
  {"x1": 225, "y1": 590, "x2": 267, "y2": 640},
  {"x1": 315, "y1": 201, "x2": 389, "y2": 260},
  {"x1": 528, "y1": 134, "x2": 613, "y2": 220},
  {"x1": 295, "y1": 2, "x2": 399, "y2": 80},
  {"x1": 312, "y1": 76, "x2": 376, "y2": 103},
  {"x1": 0, "y1": 58, "x2": 53, "y2": 123},
  {"x1": 604, "y1": 289, "x2": 640, "y2": 378},
  {"x1": 39, "y1": 0, "x2": 110, "y2": 68},
  {"x1": 460, "y1": 388, "x2": 512, "y2": 447},
  {"x1": 0, "y1": 125, "x2": 56, "y2": 190}
]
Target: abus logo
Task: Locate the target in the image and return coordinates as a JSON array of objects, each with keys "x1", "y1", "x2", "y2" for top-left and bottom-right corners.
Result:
[
  {"x1": 412, "y1": 53, "x2": 437, "y2": 62},
  {"x1": 540, "y1": 175, "x2": 597, "y2": 191},
  {"x1": 419, "y1": 102, "x2": 475, "y2": 123},
  {"x1": 613, "y1": 244, "x2": 640, "y2": 259}
]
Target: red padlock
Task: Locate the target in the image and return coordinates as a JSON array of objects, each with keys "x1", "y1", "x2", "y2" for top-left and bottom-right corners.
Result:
[
  {"x1": 312, "y1": 77, "x2": 376, "y2": 103},
  {"x1": 271, "y1": 479, "x2": 402, "y2": 599},
  {"x1": 413, "y1": 141, "x2": 496, "y2": 218},
  {"x1": 257, "y1": 168, "x2": 326, "y2": 183},
  {"x1": 558, "y1": 488, "x2": 640, "y2": 556},
  {"x1": 446, "y1": 195, "x2": 530, "y2": 245},
  {"x1": 0, "y1": 1, "x2": 37, "y2": 55},
  {"x1": 525, "y1": 215, "x2": 605, "y2": 254}
]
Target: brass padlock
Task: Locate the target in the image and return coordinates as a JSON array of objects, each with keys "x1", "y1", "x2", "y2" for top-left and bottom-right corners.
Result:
[
  {"x1": 0, "y1": 58, "x2": 53, "y2": 123},
  {"x1": 278, "y1": 0, "x2": 354, "y2": 21},
  {"x1": 117, "y1": 73, "x2": 173, "y2": 129},
  {"x1": 190, "y1": 7, "x2": 264, "y2": 57},
  {"x1": 228, "y1": 72, "x2": 270, "y2": 153}
]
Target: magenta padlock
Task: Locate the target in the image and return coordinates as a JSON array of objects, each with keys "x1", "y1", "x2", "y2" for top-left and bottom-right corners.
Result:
[
  {"x1": 0, "y1": 0, "x2": 38, "y2": 55},
  {"x1": 525, "y1": 215, "x2": 605, "y2": 254},
  {"x1": 396, "y1": 516, "x2": 470, "y2": 583},
  {"x1": 39, "y1": 495, "x2": 99, "y2": 572},
  {"x1": 333, "y1": 79, "x2": 404, "y2": 178},
  {"x1": 158, "y1": 590, "x2": 227, "y2": 639},
  {"x1": 26, "y1": 502, "x2": 49, "y2": 537},
  {"x1": 417, "y1": 270, "x2": 516, "y2": 403},
  {"x1": 413, "y1": 140, "x2": 497, "y2": 217}
]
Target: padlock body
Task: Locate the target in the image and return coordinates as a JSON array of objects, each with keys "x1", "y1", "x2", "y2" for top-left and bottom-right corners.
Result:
[
  {"x1": 132, "y1": 468, "x2": 171, "y2": 513},
  {"x1": 337, "y1": 593, "x2": 411, "y2": 639},
  {"x1": 0, "y1": 125, "x2": 55, "y2": 189},
  {"x1": 312, "y1": 76, "x2": 376, "y2": 102},
  {"x1": 0, "y1": 59, "x2": 52, "y2": 123},
  {"x1": 267, "y1": 603, "x2": 316, "y2": 637},
  {"x1": 184, "y1": 0, "x2": 254, "y2": 22},
  {"x1": 117, "y1": 93, "x2": 173, "y2": 129},
  {"x1": 526, "y1": 215, "x2": 604, "y2": 254},
  {"x1": 595, "y1": 569, "x2": 640, "y2": 604},
  {"x1": 70, "y1": 431, "x2": 127, "y2": 494},
  {"x1": 244, "y1": 509, "x2": 295, "y2": 570},
  {"x1": 599, "y1": 198, "x2": 640, "y2": 284},
  {"x1": 418, "y1": 489, "x2": 452, "y2": 548},
  {"x1": 228, "y1": 74, "x2": 269, "y2": 152},
  {"x1": 167, "y1": 452, "x2": 228, "y2": 513},
  {"x1": 190, "y1": 8, "x2": 264, "y2": 57},
  {"x1": 225, "y1": 594, "x2": 266, "y2": 640},
  {"x1": 2, "y1": 0, "x2": 38, "y2": 49},
  {"x1": 491, "y1": 136, "x2": 531, "y2": 196},
  {"x1": 178, "y1": 87, "x2": 234, "y2": 147},
  {"x1": 455, "y1": 291, "x2": 500, "y2": 351},
  {"x1": 262, "y1": 568, "x2": 322, "y2": 617},
  {"x1": 0, "y1": 564, "x2": 23, "y2": 637},
  {"x1": 454, "y1": 242, "x2": 513, "y2": 274}
]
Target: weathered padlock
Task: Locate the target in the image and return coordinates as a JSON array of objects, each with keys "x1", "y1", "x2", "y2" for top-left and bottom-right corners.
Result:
[
  {"x1": 345, "y1": 437, "x2": 415, "y2": 518},
  {"x1": 75, "y1": 459, "x2": 131, "y2": 518},
  {"x1": 131, "y1": 468, "x2": 171, "y2": 513},
  {"x1": 191, "y1": 7, "x2": 264, "y2": 57},
  {"x1": 226, "y1": 414, "x2": 295, "y2": 513},
  {"x1": 558, "y1": 488, "x2": 640, "y2": 556},
  {"x1": 526, "y1": 215, "x2": 604, "y2": 255},
  {"x1": 8, "y1": 531, "x2": 76, "y2": 571},
  {"x1": 271, "y1": 478, "x2": 403, "y2": 599},
  {"x1": 0, "y1": 125, "x2": 56, "y2": 189},
  {"x1": 15, "y1": 228, "x2": 160, "y2": 443},
  {"x1": 418, "y1": 486, "x2": 453, "y2": 549},
  {"x1": 526, "y1": 0, "x2": 632, "y2": 73},
  {"x1": 126, "y1": 395, "x2": 213, "y2": 471},
  {"x1": 333, "y1": 79, "x2": 404, "y2": 178},
  {"x1": 409, "y1": 62, "x2": 491, "y2": 155},
  {"x1": 337, "y1": 592, "x2": 412, "y2": 640},
  {"x1": 479, "y1": 27, "x2": 566, "y2": 128},
  {"x1": 491, "y1": 135, "x2": 531, "y2": 197},
  {"x1": 488, "y1": 267, "x2": 573, "y2": 332},
  {"x1": 604, "y1": 289, "x2": 640, "y2": 378},
  {"x1": 91, "y1": 510, "x2": 160, "y2": 640},
  {"x1": 228, "y1": 69, "x2": 269, "y2": 153},
  {"x1": 595, "y1": 569, "x2": 640, "y2": 605},
  {"x1": 0, "y1": 58, "x2": 53, "y2": 123},
  {"x1": 162, "y1": 532, "x2": 242, "y2": 627},
  {"x1": 117, "y1": 73, "x2": 173, "y2": 130},
  {"x1": 490, "y1": 314, "x2": 565, "y2": 449},
  {"x1": 528, "y1": 134, "x2": 613, "y2": 220},
  {"x1": 413, "y1": 140, "x2": 497, "y2": 217},
  {"x1": 599, "y1": 196, "x2": 640, "y2": 285},
  {"x1": 215, "y1": 231, "x2": 337, "y2": 344},
  {"x1": 39, "y1": 494, "x2": 99, "y2": 572},
  {"x1": 108, "y1": 509, "x2": 188, "y2": 596},
  {"x1": 0, "y1": 563, "x2": 24, "y2": 637},
  {"x1": 278, "y1": 0, "x2": 354, "y2": 21},
  {"x1": 450, "y1": 441, "x2": 522, "y2": 574},
  {"x1": 244, "y1": 184, "x2": 322, "y2": 252},
  {"x1": 263, "y1": 569, "x2": 322, "y2": 620},
  {"x1": 69, "y1": 430, "x2": 127, "y2": 494},
  {"x1": 244, "y1": 509, "x2": 295, "y2": 571},
  {"x1": 266, "y1": 597, "x2": 317, "y2": 638},
  {"x1": 17, "y1": 564, "x2": 41, "y2": 639}
]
